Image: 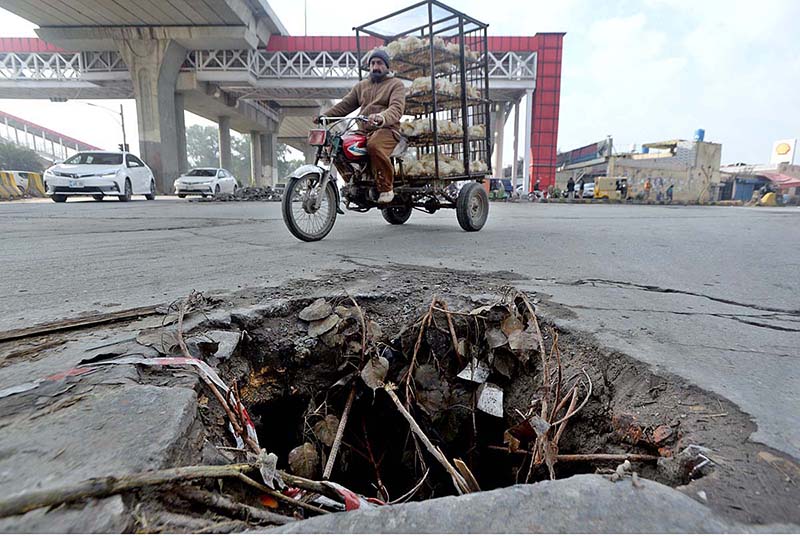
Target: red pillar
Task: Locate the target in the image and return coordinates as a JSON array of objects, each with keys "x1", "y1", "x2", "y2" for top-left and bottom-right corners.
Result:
[{"x1": 529, "y1": 33, "x2": 564, "y2": 191}]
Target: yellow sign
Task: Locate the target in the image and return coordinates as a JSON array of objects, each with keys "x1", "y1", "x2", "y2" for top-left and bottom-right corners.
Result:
[{"x1": 770, "y1": 139, "x2": 797, "y2": 165}]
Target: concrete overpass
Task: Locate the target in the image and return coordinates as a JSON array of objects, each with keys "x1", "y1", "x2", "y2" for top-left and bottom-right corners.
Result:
[{"x1": 0, "y1": 1, "x2": 563, "y2": 192}]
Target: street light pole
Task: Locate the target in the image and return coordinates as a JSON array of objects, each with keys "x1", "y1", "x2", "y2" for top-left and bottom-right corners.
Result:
[
  {"x1": 83, "y1": 102, "x2": 127, "y2": 150},
  {"x1": 119, "y1": 104, "x2": 127, "y2": 151}
]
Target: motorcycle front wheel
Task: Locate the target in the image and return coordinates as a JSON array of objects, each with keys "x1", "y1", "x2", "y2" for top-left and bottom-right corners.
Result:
[{"x1": 282, "y1": 174, "x2": 338, "y2": 242}]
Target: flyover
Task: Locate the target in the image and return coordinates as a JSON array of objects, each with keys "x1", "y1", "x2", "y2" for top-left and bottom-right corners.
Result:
[{"x1": 0, "y1": 1, "x2": 563, "y2": 193}]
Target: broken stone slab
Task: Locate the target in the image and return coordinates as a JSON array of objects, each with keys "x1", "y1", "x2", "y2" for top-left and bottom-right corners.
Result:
[
  {"x1": 163, "y1": 310, "x2": 232, "y2": 332},
  {"x1": 186, "y1": 330, "x2": 241, "y2": 360},
  {"x1": 230, "y1": 299, "x2": 291, "y2": 325},
  {"x1": 0, "y1": 383, "x2": 199, "y2": 513},
  {"x1": 0, "y1": 496, "x2": 128, "y2": 533},
  {"x1": 299, "y1": 299, "x2": 333, "y2": 322},
  {"x1": 308, "y1": 314, "x2": 340, "y2": 338},
  {"x1": 334, "y1": 306, "x2": 357, "y2": 319},
  {"x1": 265, "y1": 474, "x2": 765, "y2": 533}
]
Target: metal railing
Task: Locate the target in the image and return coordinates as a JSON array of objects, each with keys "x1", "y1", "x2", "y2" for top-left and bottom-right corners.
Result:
[{"x1": 1, "y1": 49, "x2": 536, "y2": 81}]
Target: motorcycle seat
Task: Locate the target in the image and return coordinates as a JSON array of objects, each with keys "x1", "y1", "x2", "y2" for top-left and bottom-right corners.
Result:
[{"x1": 390, "y1": 136, "x2": 408, "y2": 159}]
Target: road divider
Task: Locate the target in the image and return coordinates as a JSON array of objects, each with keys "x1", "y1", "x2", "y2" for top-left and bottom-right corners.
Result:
[
  {"x1": 0, "y1": 171, "x2": 22, "y2": 200},
  {"x1": 25, "y1": 172, "x2": 45, "y2": 197}
]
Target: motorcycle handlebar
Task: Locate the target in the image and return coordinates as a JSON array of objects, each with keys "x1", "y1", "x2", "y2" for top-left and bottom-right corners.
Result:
[{"x1": 318, "y1": 115, "x2": 371, "y2": 125}]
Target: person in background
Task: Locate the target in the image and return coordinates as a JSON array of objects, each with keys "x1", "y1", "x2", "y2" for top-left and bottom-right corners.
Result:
[
  {"x1": 567, "y1": 177, "x2": 575, "y2": 200},
  {"x1": 577, "y1": 177, "x2": 585, "y2": 199},
  {"x1": 531, "y1": 178, "x2": 542, "y2": 201},
  {"x1": 666, "y1": 184, "x2": 674, "y2": 203},
  {"x1": 644, "y1": 178, "x2": 652, "y2": 200}
]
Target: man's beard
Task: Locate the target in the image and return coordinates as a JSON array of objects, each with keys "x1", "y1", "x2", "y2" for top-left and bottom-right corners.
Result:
[{"x1": 370, "y1": 71, "x2": 387, "y2": 82}]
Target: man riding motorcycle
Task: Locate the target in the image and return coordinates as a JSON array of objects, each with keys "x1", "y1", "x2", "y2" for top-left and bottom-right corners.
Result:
[{"x1": 315, "y1": 49, "x2": 406, "y2": 204}]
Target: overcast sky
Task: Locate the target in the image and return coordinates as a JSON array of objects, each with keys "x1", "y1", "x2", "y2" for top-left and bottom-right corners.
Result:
[{"x1": 0, "y1": 0, "x2": 797, "y2": 165}]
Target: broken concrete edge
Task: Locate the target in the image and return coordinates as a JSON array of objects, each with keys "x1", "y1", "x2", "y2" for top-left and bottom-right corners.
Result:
[
  {"x1": 0, "y1": 383, "x2": 203, "y2": 531},
  {"x1": 0, "y1": 305, "x2": 160, "y2": 344},
  {"x1": 264, "y1": 474, "x2": 798, "y2": 534},
  {"x1": 0, "y1": 496, "x2": 129, "y2": 533}
]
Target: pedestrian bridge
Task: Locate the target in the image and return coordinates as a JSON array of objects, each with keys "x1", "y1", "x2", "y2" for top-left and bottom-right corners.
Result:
[{"x1": 0, "y1": 0, "x2": 563, "y2": 192}]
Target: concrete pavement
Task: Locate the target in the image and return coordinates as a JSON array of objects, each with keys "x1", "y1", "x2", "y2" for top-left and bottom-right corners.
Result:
[{"x1": 0, "y1": 198, "x2": 798, "y2": 465}]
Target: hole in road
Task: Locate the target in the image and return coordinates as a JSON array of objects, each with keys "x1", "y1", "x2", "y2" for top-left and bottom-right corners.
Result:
[{"x1": 214, "y1": 291, "x2": 703, "y2": 503}]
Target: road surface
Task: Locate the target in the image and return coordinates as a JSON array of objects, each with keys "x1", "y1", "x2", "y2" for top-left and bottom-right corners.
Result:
[{"x1": 1, "y1": 198, "x2": 798, "y2": 461}]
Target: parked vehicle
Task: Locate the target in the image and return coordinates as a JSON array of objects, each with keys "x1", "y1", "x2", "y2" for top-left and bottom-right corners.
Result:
[
  {"x1": 174, "y1": 168, "x2": 239, "y2": 198},
  {"x1": 594, "y1": 176, "x2": 628, "y2": 200},
  {"x1": 580, "y1": 182, "x2": 595, "y2": 198},
  {"x1": 43, "y1": 151, "x2": 156, "y2": 203}
]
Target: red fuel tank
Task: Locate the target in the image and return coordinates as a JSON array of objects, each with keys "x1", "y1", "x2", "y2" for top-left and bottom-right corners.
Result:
[{"x1": 341, "y1": 133, "x2": 368, "y2": 161}]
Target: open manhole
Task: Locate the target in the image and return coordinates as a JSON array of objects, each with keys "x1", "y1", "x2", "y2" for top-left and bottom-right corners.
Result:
[{"x1": 194, "y1": 290, "x2": 707, "y2": 508}]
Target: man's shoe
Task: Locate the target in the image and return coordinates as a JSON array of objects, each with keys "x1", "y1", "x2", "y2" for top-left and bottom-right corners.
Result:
[{"x1": 377, "y1": 191, "x2": 394, "y2": 204}]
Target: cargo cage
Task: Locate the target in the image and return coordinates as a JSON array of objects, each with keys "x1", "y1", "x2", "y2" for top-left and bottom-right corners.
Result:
[{"x1": 354, "y1": 0, "x2": 493, "y2": 184}]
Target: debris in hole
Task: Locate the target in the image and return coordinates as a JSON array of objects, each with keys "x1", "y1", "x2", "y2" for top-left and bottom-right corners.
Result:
[
  {"x1": 609, "y1": 459, "x2": 632, "y2": 482},
  {"x1": 308, "y1": 314, "x2": 340, "y2": 338},
  {"x1": 257, "y1": 450, "x2": 284, "y2": 490},
  {"x1": 457, "y1": 358, "x2": 491, "y2": 384},
  {"x1": 361, "y1": 354, "x2": 389, "y2": 391},
  {"x1": 476, "y1": 383, "x2": 504, "y2": 417},
  {"x1": 288, "y1": 443, "x2": 319, "y2": 479},
  {"x1": 193, "y1": 186, "x2": 282, "y2": 202},
  {"x1": 299, "y1": 298, "x2": 333, "y2": 322},
  {"x1": 8, "y1": 287, "x2": 696, "y2": 531},
  {"x1": 313, "y1": 415, "x2": 340, "y2": 447}
]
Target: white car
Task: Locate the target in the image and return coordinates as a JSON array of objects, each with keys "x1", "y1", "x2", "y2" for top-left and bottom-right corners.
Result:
[
  {"x1": 174, "y1": 168, "x2": 239, "y2": 198},
  {"x1": 44, "y1": 151, "x2": 156, "y2": 203}
]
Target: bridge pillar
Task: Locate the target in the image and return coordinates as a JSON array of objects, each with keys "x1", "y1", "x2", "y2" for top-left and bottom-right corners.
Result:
[
  {"x1": 303, "y1": 144, "x2": 317, "y2": 165},
  {"x1": 218, "y1": 116, "x2": 232, "y2": 171},
  {"x1": 261, "y1": 131, "x2": 278, "y2": 187},
  {"x1": 250, "y1": 131, "x2": 262, "y2": 186},
  {"x1": 491, "y1": 102, "x2": 512, "y2": 178},
  {"x1": 175, "y1": 92, "x2": 187, "y2": 174},
  {"x1": 116, "y1": 36, "x2": 186, "y2": 194}
]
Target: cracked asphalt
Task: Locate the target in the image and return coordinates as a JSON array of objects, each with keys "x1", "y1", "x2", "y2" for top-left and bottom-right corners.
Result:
[{"x1": 1, "y1": 197, "x2": 798, "y2": 461}]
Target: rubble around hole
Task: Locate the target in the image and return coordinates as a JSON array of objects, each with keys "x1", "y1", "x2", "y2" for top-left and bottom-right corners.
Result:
[
  {"x1": 243, "y1": 292, "x2": 696, "y2": 504},
  {"x1": 76, "y1": 288, "x2": 708, "y2": 531},
  {"x1": 192, "y1": 186, "x2": 282, "y2": 202}
]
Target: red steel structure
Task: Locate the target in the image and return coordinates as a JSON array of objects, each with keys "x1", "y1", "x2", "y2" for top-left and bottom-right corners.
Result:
[{"x1": 0, "y1": 34, "x2": 564, "y2": 188}]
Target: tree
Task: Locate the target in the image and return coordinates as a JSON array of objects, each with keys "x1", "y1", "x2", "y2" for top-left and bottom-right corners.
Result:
[
  {"x1": 277, "y1": 142, "x2": 305, "y2": 179},
  {"x1": 185, "y1": 125, "x2": 306, "y2": 185},
  {"x1": 185, "y1": 124, "x2": 220, "y2": 169},
  {"x1": 230, "y1": 135, "x2": 251, "y2": 184},
  {"x1": 186, "y1": 124, "x2": 255, "y2": 184},
  {"x1": 0, "y1": 142, "x2": 45, "y2": 172}
]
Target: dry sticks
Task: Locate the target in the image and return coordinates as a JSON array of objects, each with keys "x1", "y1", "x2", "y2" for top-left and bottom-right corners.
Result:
[
  {"x1": 0, "y1": 462, "x2": 347, "y2": 521},
  {"x1": 384, "y1": 384, "x2": 471, "y2": 495}
]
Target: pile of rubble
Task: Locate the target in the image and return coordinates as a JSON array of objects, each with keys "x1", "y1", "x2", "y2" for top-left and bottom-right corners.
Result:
[{"x1": 194, "y1": 186, "x2": 282, "y2": 202}]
